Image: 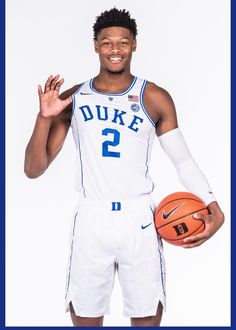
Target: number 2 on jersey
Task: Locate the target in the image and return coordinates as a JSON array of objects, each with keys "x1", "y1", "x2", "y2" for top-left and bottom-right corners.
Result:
[{"x1": 102, "y1": 128, "x2": 120, "y2": 158}]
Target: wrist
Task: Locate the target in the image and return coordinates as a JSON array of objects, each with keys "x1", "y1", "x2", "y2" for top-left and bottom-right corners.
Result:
[
  {"x1": 207, "y1": 201, "x2": 224, "y2": 219},
  {"x1": 37, "y1": 112, "x2": 53, "y2": 121}
]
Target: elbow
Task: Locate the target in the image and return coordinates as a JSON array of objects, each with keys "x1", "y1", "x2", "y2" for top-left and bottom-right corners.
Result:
[
  {"x1": 24, "y1": 149, "x2": 49, "y2": 178},
  {"x1": 24, "y1": 162, "x2": 47, "y2": 179},
  {"x1": 24, "y1": 170, "x2": 41, "y2": 179},
  {"x1": 24, "y1": 167, "x2": 44, "y2": 179}
]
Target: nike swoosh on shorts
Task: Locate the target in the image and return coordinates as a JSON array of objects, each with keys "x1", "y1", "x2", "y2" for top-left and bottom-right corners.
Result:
[{"x1": 141, "y1": 222, "x2": 152, "y2": 229}]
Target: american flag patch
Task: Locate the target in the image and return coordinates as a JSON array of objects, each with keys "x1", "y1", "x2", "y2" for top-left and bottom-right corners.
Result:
[{"x1": 128, "y1": 95, "x2": 139, "y2": 102}]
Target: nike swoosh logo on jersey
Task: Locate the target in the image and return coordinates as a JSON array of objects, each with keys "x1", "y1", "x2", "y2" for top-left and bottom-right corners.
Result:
[
  {"x1": 141, "y1": 222, "x2": 152, "y2": 229},
  {"x1": 162, "y1": 203, "x2": 184, "y2": 220},
  {"x1": 80, "y1": 92, "x2": 93, "y2": 95}
]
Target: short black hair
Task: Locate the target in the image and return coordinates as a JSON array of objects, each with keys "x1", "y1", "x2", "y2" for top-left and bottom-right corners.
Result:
[{"x1": 93, "y1": 8, "x2": 138, "y2": 40}]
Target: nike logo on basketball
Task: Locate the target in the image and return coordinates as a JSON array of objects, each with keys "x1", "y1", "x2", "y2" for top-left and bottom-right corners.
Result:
[
  {"x1": 162, "y1": 203, "x2": 184, "y2": 220},
  {"x1": 141, "y1": 222, "x2": 152, "y2": 229}
]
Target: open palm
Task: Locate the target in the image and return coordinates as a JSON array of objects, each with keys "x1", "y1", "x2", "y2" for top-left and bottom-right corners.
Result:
[{"x1": 38, "y1": 74, "x2": 72, "y2": 118}]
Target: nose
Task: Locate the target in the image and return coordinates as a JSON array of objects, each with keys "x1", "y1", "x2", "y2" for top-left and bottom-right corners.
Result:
[{"x1": 110, "y1": 42, "x2": 121, "y2": 52}]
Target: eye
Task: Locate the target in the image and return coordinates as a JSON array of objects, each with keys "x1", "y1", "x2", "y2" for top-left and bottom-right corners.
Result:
[{"x1": 102, "y1": 41, "x2": 112, "y2": 47}]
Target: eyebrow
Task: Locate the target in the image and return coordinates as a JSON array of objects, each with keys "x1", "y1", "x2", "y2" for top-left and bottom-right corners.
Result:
[{"x1": 100, "y1": 37, "x2": 130, "y2": 41}]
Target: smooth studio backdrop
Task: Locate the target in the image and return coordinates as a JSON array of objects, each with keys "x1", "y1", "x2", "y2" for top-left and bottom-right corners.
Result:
[{"x1": 6, "y1": 0, "x2": 230, "y2": 326}]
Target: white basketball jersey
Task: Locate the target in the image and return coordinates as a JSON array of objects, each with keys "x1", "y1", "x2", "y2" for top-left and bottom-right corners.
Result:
[{"x1": 71, "y1": 76, "x2": 156, "y2": 200}]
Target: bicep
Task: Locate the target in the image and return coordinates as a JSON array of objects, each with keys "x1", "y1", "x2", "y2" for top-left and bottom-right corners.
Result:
[
  {"x1": 144, "y1": 82, "x2": 178, "y2": 137},
  {"x1": 155, "y1": 90, "x2": 178, "y2": 136}
]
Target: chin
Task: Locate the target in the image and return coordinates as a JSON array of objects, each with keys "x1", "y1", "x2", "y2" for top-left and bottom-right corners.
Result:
[{"x1": 107, "y1": 68, "x2": 125, "y2": 75}]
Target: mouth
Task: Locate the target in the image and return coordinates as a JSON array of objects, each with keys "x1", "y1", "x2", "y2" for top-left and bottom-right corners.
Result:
[{"x1": 108, "y1": 56, "x2": 123, "y2": 64}]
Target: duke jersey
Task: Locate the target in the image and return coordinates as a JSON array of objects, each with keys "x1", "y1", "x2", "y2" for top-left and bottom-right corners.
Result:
[{"x1": 71, "y1": 76, "x2": 157, "y2": 200}]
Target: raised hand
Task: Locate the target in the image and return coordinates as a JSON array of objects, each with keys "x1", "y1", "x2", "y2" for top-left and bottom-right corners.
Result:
[{"x1": 38, "y1": 75, "x2": 72, "y2": 118}]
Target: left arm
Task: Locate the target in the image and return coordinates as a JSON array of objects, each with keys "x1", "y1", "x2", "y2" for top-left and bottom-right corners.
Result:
[
  {"x1": 183, "y1": 201, "x2": 224, "y2": 248},
  {"x1": 143, "y1": 82, "x2": 224, "y2": 248}
]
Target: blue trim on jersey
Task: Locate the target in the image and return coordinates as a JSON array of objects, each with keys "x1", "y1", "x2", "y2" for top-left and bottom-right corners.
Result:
[
  {"x1": 71, "y1": 93, "x2": 76, "y2": 113},
  {"x1": 75, "y1": 83, "x2": 85, "y2": 94},
  {"x1": 140, "y1": 80, "x2": 157, "y2": 127},
  {"x1": 89, "y1": 76, "x2": 137, "y2": 96},
  {"x1": 72, "y1": 83, "x2": 87, "y2": 196},
  {"x1": 145, "y1": 131, "x2": 151, "y2": 178},
  {"x1": 144, "y1": 131, "x2": 155, "y2": 193},
  {"x1": 65, "y1": 211, "x2": 78, "y2": 300},
  {"x1": 73, "y1": 117, "x2": 86, "y2": 197},
  {"x1": 72, "y1": 83, "x2": 85, "y2": 114}
]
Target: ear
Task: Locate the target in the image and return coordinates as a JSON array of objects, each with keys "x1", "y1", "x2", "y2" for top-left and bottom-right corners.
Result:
[
  {"x1": 94, "y1": 39, "x2": 99, "y2": 53},
  {"x1": 132, "y1": 38, "x2": 137, "y2": 52}
]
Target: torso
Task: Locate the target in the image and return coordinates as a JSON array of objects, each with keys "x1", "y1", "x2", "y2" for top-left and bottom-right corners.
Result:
[{"x1": 70, "y1": 76, "x2": 157, "y2": 200}]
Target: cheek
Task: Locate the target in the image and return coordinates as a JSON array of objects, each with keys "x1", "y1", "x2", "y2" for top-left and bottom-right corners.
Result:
[
  {"x1": 98, "y1": 53, "x2": 109, "y2": 67},
  {"x1": 127, "y1": 51, "x2": 134, "y2": 59},
  {"x1": 98, "y1": 53, "x2": 105, "y2": 62}
]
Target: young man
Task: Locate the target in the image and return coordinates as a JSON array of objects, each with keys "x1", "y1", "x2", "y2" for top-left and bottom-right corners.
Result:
[{"x1": 24, "y1": 8, "x2": 224, "y2": 327}]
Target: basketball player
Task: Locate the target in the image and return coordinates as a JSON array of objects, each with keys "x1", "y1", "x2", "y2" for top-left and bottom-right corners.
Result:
[{"x1": 24, "y1": 8, "x2": 224, "y2": 327}]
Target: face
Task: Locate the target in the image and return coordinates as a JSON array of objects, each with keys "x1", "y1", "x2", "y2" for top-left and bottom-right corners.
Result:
[{"x1": 94, "y1": 26, "x2": 136, "y2": 74}]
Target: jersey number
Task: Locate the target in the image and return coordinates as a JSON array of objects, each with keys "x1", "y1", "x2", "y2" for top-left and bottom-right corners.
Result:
[{"x1": 102, "y1": 128, "x2": 120, "y2": 158}]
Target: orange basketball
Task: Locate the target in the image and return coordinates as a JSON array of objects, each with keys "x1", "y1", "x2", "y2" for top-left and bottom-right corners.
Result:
[{"x1": 154, "y1": 192, "x2": 208, "y2": 246}]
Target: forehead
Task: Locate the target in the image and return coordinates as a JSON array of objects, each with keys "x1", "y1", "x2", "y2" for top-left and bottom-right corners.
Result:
[{"x1": 97, "y1": 26, "x2": 133, "y2": 40}]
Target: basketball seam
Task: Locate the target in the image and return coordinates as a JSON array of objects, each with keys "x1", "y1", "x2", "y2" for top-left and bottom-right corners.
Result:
[
  {"x1": 163, "y1": 223, "x2": 205, "y2": 242},
  {"x1": 156, "y1": 207, "x2": 207, "y2": 230},
  {"x1": 156, "y1": 197, "x2": 203, "y2": 214}
]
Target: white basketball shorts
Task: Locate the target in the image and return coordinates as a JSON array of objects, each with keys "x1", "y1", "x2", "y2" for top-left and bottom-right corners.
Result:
[{"x1": 65, "y1": 195, "x2": 166, "y2": 318}]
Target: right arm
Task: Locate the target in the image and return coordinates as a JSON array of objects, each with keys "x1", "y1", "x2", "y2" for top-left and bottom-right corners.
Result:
[{"x1": 24, "y1": 75, "x2": 79, "y2": 178}]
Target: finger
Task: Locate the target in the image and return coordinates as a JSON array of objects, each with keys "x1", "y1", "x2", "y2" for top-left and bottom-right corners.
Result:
[
  {"x1": 55, "y1": 78, "x2": 64, "y2": 92},
  {"x1": 44, "y1": 75, "x2": 53, "y2": 93},
  {"x1": 51, "y1": 74, "x2": 60, "y2": 90},
  {"x1": 183, "y1": 231, "x2": 207, "y2": 244},
  {"x1": 38, "y1": 84, "x2": 43, "y2": 96},
  {"x1": 182, "y1": 238, "x2": 206, "y2": 249},
  {"x1": 192, "y1": 212, "x2": 209, "y2": 222}
]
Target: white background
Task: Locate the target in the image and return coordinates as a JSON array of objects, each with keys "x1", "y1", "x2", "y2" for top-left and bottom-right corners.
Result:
[{"x1": 6, "y1": 0, "x2": 230, "y2": 326}]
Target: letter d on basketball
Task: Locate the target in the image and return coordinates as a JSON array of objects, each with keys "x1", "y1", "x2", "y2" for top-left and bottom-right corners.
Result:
[{"x1": 173, "y1": 222, "x2": 189, "y2": 236}]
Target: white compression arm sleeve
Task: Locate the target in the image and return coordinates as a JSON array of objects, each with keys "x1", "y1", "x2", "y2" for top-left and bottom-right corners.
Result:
[{"x1": 158, "y1": 127, "x2": 216, "y2": 206}]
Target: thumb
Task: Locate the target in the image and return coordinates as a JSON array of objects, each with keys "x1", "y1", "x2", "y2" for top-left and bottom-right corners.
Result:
[
  {"x1": 62, "y1": 95, "x2": 72, "y2": 107},
  {"x1": 192, "y1": 212, "x2": 208, "y2": 222}
]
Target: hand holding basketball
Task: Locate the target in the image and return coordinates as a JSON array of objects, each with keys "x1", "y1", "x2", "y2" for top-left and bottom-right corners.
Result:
[
  {"x1": 154, "y1": 192, "x2": 224, "y2": 248},
  {"x1": 182, "y1": 201, "x2": 224, "y2": 248},
  {"x1": 38, "y1": 75, "x2": 72, "y2": 118}
]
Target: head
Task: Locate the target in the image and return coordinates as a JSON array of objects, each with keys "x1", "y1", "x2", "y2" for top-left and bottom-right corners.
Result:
[{"x1": 93, "y1": 8, "x2": 138, "y2": 74}]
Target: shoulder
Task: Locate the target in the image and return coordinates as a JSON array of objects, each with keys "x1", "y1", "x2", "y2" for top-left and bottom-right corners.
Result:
[
  {"x1": 56, "y1": 84, "x2": 81, "y2": 122},
  {"x1": 144, "y1": 81, "x2": 175, "y2": 108},
  {"x1": 59, "y1": 84, "x2": 82, "y2": 100},
  {"x1": 142, "y1": 81, "x2": 176, "y2": 124}
]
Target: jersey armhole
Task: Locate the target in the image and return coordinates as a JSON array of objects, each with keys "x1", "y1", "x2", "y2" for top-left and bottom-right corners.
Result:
[
  {"x1": 140, "y1": 80, "x2": 157, "y2": 127},
  {"x1": 71, "y1": 83, "x2": 85, "y2": 114}
]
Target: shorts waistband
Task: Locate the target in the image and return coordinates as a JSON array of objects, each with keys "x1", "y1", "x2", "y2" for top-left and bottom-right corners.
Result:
[{"x1": 77, "y1": 195, "x2": 155, "y2": 211}]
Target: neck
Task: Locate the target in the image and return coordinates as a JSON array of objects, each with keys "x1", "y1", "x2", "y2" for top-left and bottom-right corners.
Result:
[{"x1": 94, "y1": 69, "x2": 134, "y2": 94}]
